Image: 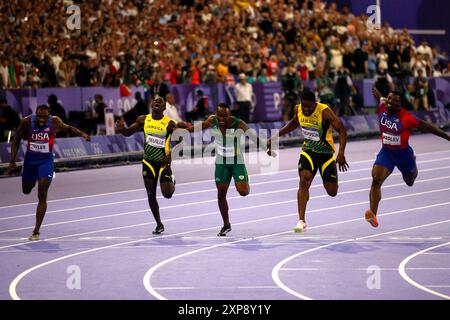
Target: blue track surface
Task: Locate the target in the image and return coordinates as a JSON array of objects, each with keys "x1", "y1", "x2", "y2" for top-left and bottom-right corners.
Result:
[{"x1": 0, "y1": 135, "x2": 449, "y2": 300}]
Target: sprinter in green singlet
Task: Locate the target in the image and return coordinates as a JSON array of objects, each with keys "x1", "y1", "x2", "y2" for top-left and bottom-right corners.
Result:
[{"x1": 181, "y1": 102, "x2": 272, "y2": 236}]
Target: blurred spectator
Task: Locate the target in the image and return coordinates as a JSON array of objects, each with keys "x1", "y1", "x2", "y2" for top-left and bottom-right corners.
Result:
[
  {"x1": 350, "y1": 85, "x2": 364, "y2": 115},
  {"x1": 164, "y1": 93, "x2": 183, "y2": 122},
  {"x1": 234, "y1": 73, "x2": 253, "y2": 122},
  {"x1": 281, "y1": 64, "x2": 302, "y2": 120},
  {"x1": 47, "y1": 94, "x2": 67, "y2": 137},
  {"x1": 334, "y1": 68, "x2": 353, "y2": 116},
  {"x1": 315, "y1": 70, "x2": 335, "y2": 110},
  {"x1": 413, "y1": 69, "x2": 429, "y2": 111},
  {"x1": 185, "y1": 90, "x2": 207, "y2": 122},
  {"x1": 0, "y1": 98, "x2": 21, "y2": 142},
  {"x1": 123, "y1": 92, "x2": 148, "y2": 126},
  {"x1": 374, "y1": 67, "x2": 394, "y2": 99}
]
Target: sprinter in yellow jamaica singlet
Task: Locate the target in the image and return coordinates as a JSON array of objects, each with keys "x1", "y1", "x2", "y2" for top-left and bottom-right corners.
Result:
[
  {"x1": 116, "y1": 96, "x2": 176, "y2": 235},
  {"x1": 267, "y1": 89, "x2": 349, "y2": 232}
]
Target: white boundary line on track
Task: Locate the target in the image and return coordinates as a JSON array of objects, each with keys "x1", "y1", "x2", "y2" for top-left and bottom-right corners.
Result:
[
  {"x1": 272, "y1": 223, "x2": 450, "y2": 300},
  {"x1": 8, "y1": 198, "x2": 450, "y2": 299},
  {"x1": 398, "y1": 242, "x2": 450, "y2": 300},
  {"x1": 143, "y1": 204, "x2": 450, "y2": 300},
  {"x1": 1, "y1": 168, "x2": 449, "y2": 234},
  {"x1": 1, "y1": 185, "x2": 449, "y2": 251},
  {"x1": 2, "y1": 149, "x2": 450, "y2": 210},
  {"x1": 1, "y1": 158, "x2": 450, "y2": 222}
]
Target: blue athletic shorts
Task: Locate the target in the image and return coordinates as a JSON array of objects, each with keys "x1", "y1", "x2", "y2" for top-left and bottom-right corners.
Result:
[
  {"x1": 22, "y1": 153, "x2": 54, "y2": 183},
  {"x1": 374, "y1": 146, "x2": 417, "y2": 175}
]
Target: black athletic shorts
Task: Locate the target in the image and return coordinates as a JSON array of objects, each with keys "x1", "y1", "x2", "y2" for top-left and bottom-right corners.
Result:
[
  {"x1": 142, "y1": 159, "x2": 173, "y2": 183},
  {"x1": 298, "y1": 149, "x2": 338, "y2": 183}
]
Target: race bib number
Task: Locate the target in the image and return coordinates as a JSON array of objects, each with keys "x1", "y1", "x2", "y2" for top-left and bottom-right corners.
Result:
[
  {"x1": 29, "y1": 142, "x2": 50, "y2": 153},
  {"x1": 382, "y1": 132, "x2": 401, "y2": 146},
  {"x1": 302, "y1": 127, "x2": 320, "y2": 141},
  {"x1": 217, "y1": 145, "x2": 235, "y2": 157},
  {"x1": 146, "y1": 135, "x2": 166, "y2": 148}
]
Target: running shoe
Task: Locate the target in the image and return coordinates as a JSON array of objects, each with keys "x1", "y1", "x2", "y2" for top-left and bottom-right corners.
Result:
[
  {"x1": 217, "y1": 225, "x2": 232, "y2": 236},
  {"x1": 28, "y1": 232, "x2": 40, "y2": 241},
  {"x1": 152, "y1": 224, "x2": 165, "y2": 235},
  {"x1": 365, "y1": 209, "x2": 379, "y2": 227},
  {"x1": 294, "y1": 220, "x2": 307, "y2": 233}
]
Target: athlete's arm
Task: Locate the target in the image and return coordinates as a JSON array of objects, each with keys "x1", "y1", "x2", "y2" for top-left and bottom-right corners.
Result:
[
  {"x1": 237, "y1": 120, "x2": 276, "y2": 156},
  {"x1": 267, "y1": 106, "x2": 300, "y2": 156},
  {"x1": 323, "y1": 108, "x2": 349, "y2": 172},
  {"x1": 3, "y1": 118, "x2": 29, "y2": 175},
  {"x1": 417, "y1": 120, "x2": 450, "y2": 141},
  {"x1": 54, "y1": 117, "x2": 91, "y2": 141},
  {"x1": 163, "y1": 120, "x2": 177, "y2": 168},
  {"x1": 182, "y1": 115, "x2": 214, "y2": 133},
  {"x1": 116, "y1": 115, "x2": 145, "y2": 136}
]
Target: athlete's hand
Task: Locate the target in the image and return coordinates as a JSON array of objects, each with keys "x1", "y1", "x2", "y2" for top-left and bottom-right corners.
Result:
[
  {"x1": 336, "y1": 152, "x2": 349, "y2": 172},
  {"x1": 82, "y1": 133, "x2": 91, "y2": 141},
  {"x1": 266, "y1": 139, "x2": 277, "y2": 157},
  {"x1": 3, "y1": 161, "x2": 17, "y2": 176},
  {"x1": 115, "y1": 118, "x2": 126, "y2": 132},
  {"x1": 372, "y1": 87, "x2": 382, "y2": 101}
]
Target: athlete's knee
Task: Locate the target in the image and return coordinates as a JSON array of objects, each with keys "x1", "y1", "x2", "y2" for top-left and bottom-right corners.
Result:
[
  {"x1": 162, "y1": 186, "x2": 174, "y2": 199},
  {"x1": 237, "y1": 187, "x2": 249, "y2": 197},
  {"x1": 371, "y1": 176, "x2": 384, "y2": 187},
  {"x1": 37, "y1": 189, "x2": 48, "y2": 202},
  {"x1": 23, "y1": 187, "x2": 32, "y2": 195}
]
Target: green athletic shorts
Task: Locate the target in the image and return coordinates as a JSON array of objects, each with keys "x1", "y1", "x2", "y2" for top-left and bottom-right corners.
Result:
[{"x1": 215, "y1": 163, "x2": 249, "y2": 184}]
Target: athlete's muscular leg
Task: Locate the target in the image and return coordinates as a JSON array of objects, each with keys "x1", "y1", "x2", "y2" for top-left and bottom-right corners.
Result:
[
  {"x1": 298, "y1": 170, "x2": 314, "y2": 222},
  {"x1": 32, "y1": 178, "x2": 52, "y2": 234},
  {"x1": 216, "y1": 183, "x2": 231, "y2": 226},
  {"x1": 235, "y1": 181, "x2": 249, "y2": 197},
  {"x1": 370, "y1": 165, "x2": 392, "y2": 215},
  {"x1": 402, "y1": 169, "x2": 418, "y2": 187},
  {"x1": 144, "y1": 177, "x2": 162, "y2": 226},
  {"x1": 22, "y1": 181, "x2": 36, "y2": 194},
  {"x1": 323, "y1": 182, "x2": 338, "y2": 197}
]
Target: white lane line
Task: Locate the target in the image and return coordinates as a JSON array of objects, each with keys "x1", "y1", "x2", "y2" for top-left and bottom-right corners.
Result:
[
  {"x1": 1, "y1": 184, "x2": 449, "y2": 251},
  {"x1": 2, "y1": 150, "x2": 450, "y2": 210},
  {"x1": 9, "y1": 198, "x2": 450, "y2": 299},
  {"x1": 280, "y1": 268, "x2": 450, "y2": 271},
  {"x1": 153, "y1": 286, "x2": 280, "y2": 290},
  {"x1": 1, "y1": 170, "x2": 449, "y2": 235},
  {"x1": 142, "y1": 202, "x2": 450, "y2": 300},
  {"x1": 398, "y1": 242, "x2": 450, "y2": 300},
  {"x1": 425, "y1": 285, "x2": 450, "y2": 288},
  {"x1": 3, "y1": 158, "x2": 450, "y2": 222},
  {"x1": 272, "y1": 221, "x2": 450, "y2": 300}
]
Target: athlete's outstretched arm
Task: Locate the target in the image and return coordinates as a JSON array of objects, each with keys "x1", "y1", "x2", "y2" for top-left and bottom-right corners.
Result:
[
  {"x1": 180, "y1": 115, "x2": 214, "y2": 133},
  {"x1": 163, "y1": 120, "x2": 177, "y2": 168},
  {"x1": 4, "y1": 118, "x2": 29, "y2": 175},
  {"x1": 237, "y1": 120, "x2": 275, "y2": 156},
  {"x1": 323, "y1": 108, "x2": 349, "y2": 172},
  {"x1": 116, "y1": 115, "x2": 145, "y2": 137},
  {"x1": 417, "y1": 120, "x2": 450, "y2": 141},
  {"x1": 267, "y1": 106, "x2": 300, "y2": 155},
  {"x1": 54, "y1": 117, "x2": 91, "y2": 141}
]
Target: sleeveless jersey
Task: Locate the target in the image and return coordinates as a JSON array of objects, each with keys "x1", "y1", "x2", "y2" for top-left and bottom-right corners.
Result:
[
  {"x1": 211, "y1": 116, "x2": 242, "y2": 160},
  {"x1": 27, "y1": 115, "x2": 54, "y2": 156},
  {"x1": 143, "y1": 114, "x2": 171, "y2": 162},
  {"x1": 297, "y1": 103, "x2": 335, "y2": 154}
]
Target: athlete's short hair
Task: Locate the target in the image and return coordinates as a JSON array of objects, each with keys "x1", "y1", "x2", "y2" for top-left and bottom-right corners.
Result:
[
  {"x1": 217, "y1": 102, "x2": 230, "y2": 109},
  {"x1": 301, "y1": 89, "x2": 316, "y2": 102},
  {"x1": 36, "y1": 104, "x2": 50, "y2": 112},
  {"x1": 390, "y1": 91, "x2": 402, "y2": 98}
]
